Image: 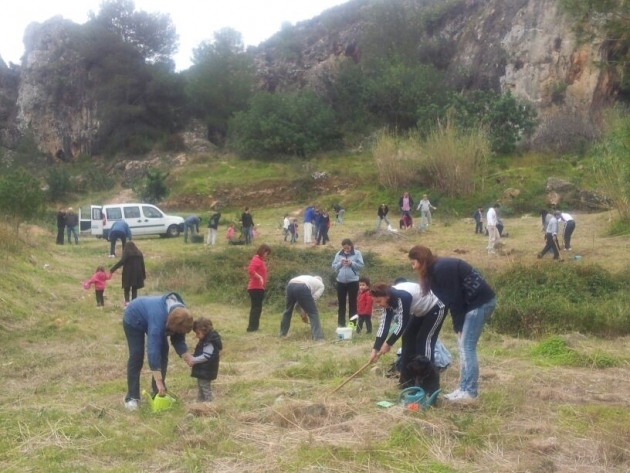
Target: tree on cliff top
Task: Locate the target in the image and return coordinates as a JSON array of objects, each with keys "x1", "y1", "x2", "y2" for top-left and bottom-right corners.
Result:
[{"x1": 89, "y1": 0, "x2": 178, "y2": 64}]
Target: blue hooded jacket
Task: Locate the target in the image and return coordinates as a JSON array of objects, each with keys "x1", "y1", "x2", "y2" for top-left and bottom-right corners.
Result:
[
  {"x1": 123, "y1": 293, "x2": 189, "y2": 371},
  {"x1": 110, "y1": 220, "x2": 132, "y2": 239}
]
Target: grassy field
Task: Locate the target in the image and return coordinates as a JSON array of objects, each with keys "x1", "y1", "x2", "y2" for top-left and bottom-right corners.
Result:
[{"x1": 1, "y1": 208, "x2": 629, "y2": 472}]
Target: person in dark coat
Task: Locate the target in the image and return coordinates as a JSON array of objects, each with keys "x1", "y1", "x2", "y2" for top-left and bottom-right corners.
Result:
[
  {"x1": 110, "y1": 241, "x2": 146, "y2": 306},
  {"x1": 240, "y1": 207, "x2": 254, "y2": 245},
  {"x1": 56, "y1": 208, "x2": 66, "y2": 245},
  {"x1": 189, "y1": 317, "x2": 222, "y2": 402}
]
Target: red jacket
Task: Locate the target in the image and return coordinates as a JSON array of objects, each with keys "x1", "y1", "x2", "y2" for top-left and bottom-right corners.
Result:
[
  {"x1": 85, "y1": 271, "x2": 112, "y2": 291},
  {"x1": 247, "y1": 254, "x2": 267, "y2": 290},
  {"x1": 357, "y1": 290, "x2": 373, "y2": 317}
]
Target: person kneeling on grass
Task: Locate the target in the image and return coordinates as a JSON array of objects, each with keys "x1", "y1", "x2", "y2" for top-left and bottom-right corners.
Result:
[
  {"x1": 189, "y1": 317, "x2": 222, "y2": 402},
  {"x1": 122, "y1": 292, "x2": 194, "y2": 411}
]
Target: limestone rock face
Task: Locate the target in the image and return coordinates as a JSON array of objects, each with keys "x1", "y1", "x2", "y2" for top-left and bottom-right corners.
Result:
[
  {"x1": 0, "y1": 1, "x2": 621, "y2": 158},
  {"x1": 14, "y1": 16, "x2": 99, "y2": 160},
  {"x1": 255, "y1": 0, "x2": 615, "y2": 150}
]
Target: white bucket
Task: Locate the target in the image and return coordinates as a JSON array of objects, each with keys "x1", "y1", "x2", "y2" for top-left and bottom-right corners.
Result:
[{"x1": 336, "y1": 327, "x2": 353, "y2": 340}]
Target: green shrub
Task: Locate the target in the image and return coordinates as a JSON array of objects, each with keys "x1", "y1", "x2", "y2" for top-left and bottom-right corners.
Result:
[
  {"x1": 491, "y1": 264, "x2": 630, "y2": 337},
  {"x1": 530, "y1": 336, "x2": 619, "y2": 368}
]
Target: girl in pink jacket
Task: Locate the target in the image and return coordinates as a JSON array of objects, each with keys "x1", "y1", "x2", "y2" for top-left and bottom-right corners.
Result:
[{"x1": 84, "y1": 265, "x2": 112, "y2": 308}]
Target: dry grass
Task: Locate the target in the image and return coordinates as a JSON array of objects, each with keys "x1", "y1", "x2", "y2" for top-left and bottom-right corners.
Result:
[{"x1": 1, "y1": 209, "x2": 629, "y2": 471}]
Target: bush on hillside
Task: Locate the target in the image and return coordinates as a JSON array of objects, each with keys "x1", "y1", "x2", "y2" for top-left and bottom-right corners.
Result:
[
  {"x1": 490, "y1": 263, "x2": 630, "y2": 337},
  {"x1": 228, "y1": 91, "x2": 341, "y2": 158},
  {"x1": 150, "y1": 246, "x2": 403, "y2": 310}
]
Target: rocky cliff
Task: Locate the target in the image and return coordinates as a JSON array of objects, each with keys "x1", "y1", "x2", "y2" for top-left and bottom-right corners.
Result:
[
  {"x1": 0, "y1": 0, "x2": 619, "y2": 159},
  {"x1": 256, "y1": 0, "x2": 615, "y2": 150}
]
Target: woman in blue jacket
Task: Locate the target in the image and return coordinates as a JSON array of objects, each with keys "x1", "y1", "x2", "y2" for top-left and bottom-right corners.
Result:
[
  {"x1": 408, "y1": 245, "x2": 496, "y2": 402},
  {"x1": 331, "y1": 238, "x2": 365, "y2": 327},
  {"x1": 122, "y1": 292, "x2": 194, "y2": 411}
]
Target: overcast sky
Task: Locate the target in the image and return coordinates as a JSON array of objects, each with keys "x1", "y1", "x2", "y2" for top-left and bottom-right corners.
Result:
[{"x1": 0, "y1": 0, "x2": 350, "y2": 71}]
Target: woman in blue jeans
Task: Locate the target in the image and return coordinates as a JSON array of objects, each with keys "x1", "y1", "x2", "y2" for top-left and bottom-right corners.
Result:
[
  {"x1": 122, "y1": 292, "x2": 194, "y2": 411},
  {"x1": 408, "y1": 245, "x2": 496, "y2": 401}
]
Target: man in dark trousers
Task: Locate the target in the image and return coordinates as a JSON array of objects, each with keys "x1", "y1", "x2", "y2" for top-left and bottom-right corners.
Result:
[
  {"x1": 56, "y1": 208, "x2": 66, "y2": 245},
  {"x1": 240, "y1": 207, "x2": 254, "y2": 245},
  {"x1": 538, "y1": 210, "x2": 560, "y2": 260}
]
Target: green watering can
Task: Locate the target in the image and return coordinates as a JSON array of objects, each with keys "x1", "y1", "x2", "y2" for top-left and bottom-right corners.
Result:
[
  {"x1": 397, "y1": 387, "x2": 441, "y2": 411},
  {"x1": 142, "y1": 390, "x2": 177, "y2": 413}
]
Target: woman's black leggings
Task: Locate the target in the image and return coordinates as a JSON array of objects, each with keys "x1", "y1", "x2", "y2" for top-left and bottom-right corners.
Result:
[{"x1": 124, "y1": 287, "x2": 138, "y2": 302}]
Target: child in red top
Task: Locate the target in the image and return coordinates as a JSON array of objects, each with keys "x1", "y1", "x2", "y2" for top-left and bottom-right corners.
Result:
[
  {"x1": 356, "y1": 276, "x2": 373, "y2": 334},
  {"x1": 84, "y1": 265, "x2": 112, "y2": 308}
]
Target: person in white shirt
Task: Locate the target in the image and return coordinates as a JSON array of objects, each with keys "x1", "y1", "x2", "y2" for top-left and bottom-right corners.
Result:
[
  {"x1": 282, "y1": 214, "x2": 290, "y2": 242},
  {"x1": 280, "y1": 275, "x2": 325, "y2": 340},
  {"x1": 417, "y1": 194, "x2": 437, "y2": 226},
  {"x1": 537, "y1": 211, "x2": 560, "y2": 259},
  {"x1": 486, "y1": 204, "x2": 500, "y2": 254},
  {"x1": 558, "y1": 212, "x2": 576, "y2": 251}
]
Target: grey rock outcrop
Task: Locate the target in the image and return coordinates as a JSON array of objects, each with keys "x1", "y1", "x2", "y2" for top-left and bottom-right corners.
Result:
[
  {"x1": 14, "y1": 16, "x2": 99, "y2": 160},
  {"x1": 255, "y1": 0, "x2": 614, "y2": 151}
]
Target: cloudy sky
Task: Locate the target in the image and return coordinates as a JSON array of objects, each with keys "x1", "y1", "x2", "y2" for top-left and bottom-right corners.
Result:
[{"x1": 0, "y1": 0, "x2": 350, "y2": 70}]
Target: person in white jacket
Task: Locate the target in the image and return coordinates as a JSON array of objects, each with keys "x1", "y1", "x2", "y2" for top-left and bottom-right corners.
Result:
[
  {"x1": 280, "y1": 275, "x2": 325, "y2": 340},
  {"x1": 486, "y1": 204, "x2": 500, "y2": 254}
]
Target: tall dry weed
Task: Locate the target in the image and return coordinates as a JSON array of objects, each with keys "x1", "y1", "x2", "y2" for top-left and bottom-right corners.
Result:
[
  {"x1": 417, "y1": 121, "x2": 490, "y2": 197},
  {"x1": 372, "y1": 130, "x2": 419, "y2": 189},
  {"x1": 371, "y1": 124, "x2": 490, "y2": 196}
]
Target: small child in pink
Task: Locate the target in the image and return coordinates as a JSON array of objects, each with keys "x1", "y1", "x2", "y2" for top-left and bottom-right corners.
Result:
[
  {"x1": 84, "y1": 265, "x2": 112, "y2": 308},
  {"x1": 226, "y1": 223, "x2": 236, "y2": 242}
]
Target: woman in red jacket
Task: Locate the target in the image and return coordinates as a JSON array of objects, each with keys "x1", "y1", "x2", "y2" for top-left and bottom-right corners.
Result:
[{"x1": 246, "y1": 243, "x2": 271, "y2": 332}]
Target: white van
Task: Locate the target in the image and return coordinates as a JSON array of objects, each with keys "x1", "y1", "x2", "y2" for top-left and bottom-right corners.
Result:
[{"x1": 88, "y1": 203, "x2": 185, "y2": 238}]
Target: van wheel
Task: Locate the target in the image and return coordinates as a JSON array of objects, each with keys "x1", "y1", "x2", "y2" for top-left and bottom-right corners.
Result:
[{"x1": 166, "y1": 225, "x2": 180, "y2": 238}]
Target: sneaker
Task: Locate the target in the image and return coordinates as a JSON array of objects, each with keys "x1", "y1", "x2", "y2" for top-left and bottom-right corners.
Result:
[
  {"x1": 109, "y1": 254, "x2": 115, "y2": 258},
  {"x1": 124, "y1": 302, "x2": 130, "y2": 307},
  {"x1": 443, "y1": 389, "x2": 462, "y2": 400},
  {"x1": 124, "y1": 399, "x2": 139, "y2": 411},
  {"x1": 446, "y1": 390, "x2": 476, "y2": 401}
]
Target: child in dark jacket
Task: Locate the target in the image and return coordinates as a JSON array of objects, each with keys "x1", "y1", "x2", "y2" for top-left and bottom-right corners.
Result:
[
  {"x1": 190, "y1": 317, "x2": 222, "y2": 402},
  {"x1": 83, "y1": 265, "x2": 112, "y2": 308},
  {"x1": 356, "y1": 277, "x2": 374, "y2": 334}
]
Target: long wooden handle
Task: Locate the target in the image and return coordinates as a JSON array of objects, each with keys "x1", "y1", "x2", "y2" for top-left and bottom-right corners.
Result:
[{"x1": 329, "y1": 360, "x2": 373, "y2": 395}]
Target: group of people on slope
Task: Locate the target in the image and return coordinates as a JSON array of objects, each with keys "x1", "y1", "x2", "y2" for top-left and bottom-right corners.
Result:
[
  {"x1": 396, "y1": 192, "x2": 437, "y2": 230},
  {"x1": 180, "y1": 209, "x2": 251, "y2": 246},
  {"x1": 300, "y1": 205, "x2": 335, "y2": 245},
  {"x1": 56, "y1": 207, "x2": 80, "y2": 245},
  {"x1": 538, "y1": 209, "x2": 576, "y2": 260},
  {"x1": 241, "y1": 234, "x2": 495, "y2": 403}
]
